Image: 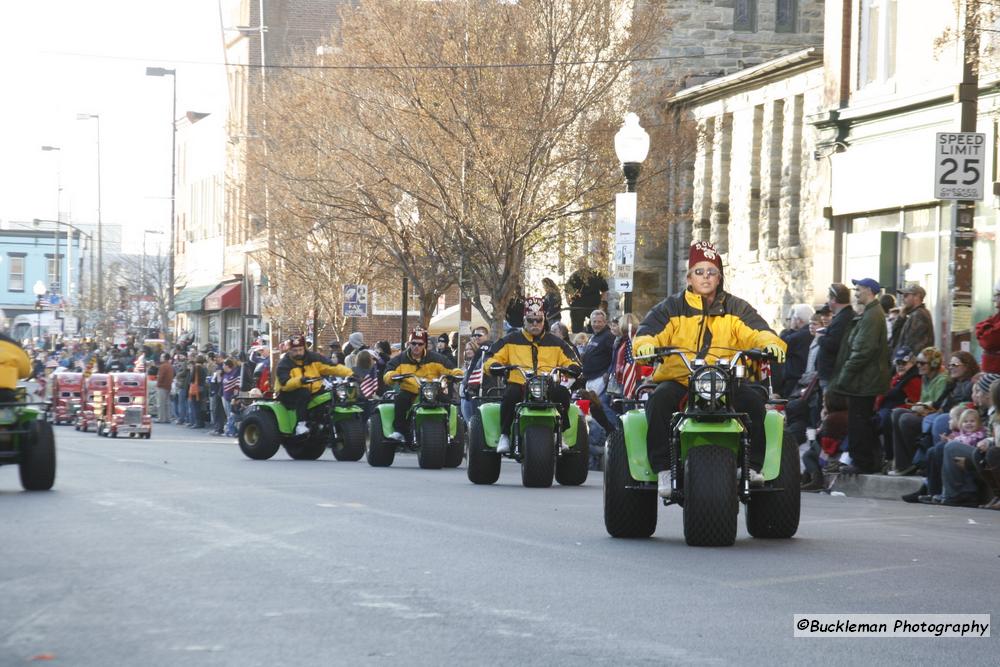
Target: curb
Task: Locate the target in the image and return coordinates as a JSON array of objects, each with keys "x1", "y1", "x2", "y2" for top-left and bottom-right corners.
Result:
[{"x1": 825, "y1": 472, "x2": 923, "y2": 501}]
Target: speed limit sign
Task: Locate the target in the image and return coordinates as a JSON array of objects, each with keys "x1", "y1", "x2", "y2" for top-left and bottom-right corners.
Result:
[{"x1": 934, "y1": 132, "x2": 986, "y2": 200}]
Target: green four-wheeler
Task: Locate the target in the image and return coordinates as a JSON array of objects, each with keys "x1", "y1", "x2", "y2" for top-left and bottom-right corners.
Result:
[
  {"x1": 603, "y1": 348, "x2": 799, "y2": 546},
  {"x1": 466, "y1": 366, "x2": 589, "y2": 488},
  {"x1": 0, "y1": 389, "x2": 56, "y2": 491},
  {"x1": 238, "y1": 377, "x2": 366, "y2": 461},
  {"x1": 367, "y1": 374, "x2": 465, "y2": 469}
]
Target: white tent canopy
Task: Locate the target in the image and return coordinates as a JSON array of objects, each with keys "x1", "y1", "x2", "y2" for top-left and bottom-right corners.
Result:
[{"x1": 427, "y1": 296, "x2": 493, "y2": 335}]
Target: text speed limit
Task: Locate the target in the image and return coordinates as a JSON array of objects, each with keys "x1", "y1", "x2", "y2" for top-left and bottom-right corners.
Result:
[{"x1": 935, "y1": 132, "x2": 986, "y2": 200}]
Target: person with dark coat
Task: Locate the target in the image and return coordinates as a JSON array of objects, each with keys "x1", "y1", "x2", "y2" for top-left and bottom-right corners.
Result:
[
  {"x1": 542, "y1": 277, "x2": 563, "y2": 324},
  {"x1": 816, "y1": 283, "x2": 855, "y2": 390},
  {"x1": 890, "y1": 283, "x2": 935, "y2": 360},
  {"x1": 828, "y1": 278, "x2": 891, "y2": 474},
  {"x1": 564, "y1": 262, "x2": 608, "y2": 333},
  {"x1": 778, "y1": 304, "x2": 814, "y2": 398}
]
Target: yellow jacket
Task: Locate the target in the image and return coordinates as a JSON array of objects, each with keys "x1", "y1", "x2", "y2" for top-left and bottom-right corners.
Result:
[
  {"x1": 0, "y1": 334, "x2": 31, "y2": 391},
  {"x1": 633, "y1": 289, "x2": 785, "y2": 386},
  {"x1": 483, "y1": 330, "x2": 580, "y2": 385},
  {"x1": 275, "y1": 351, "x2": 352, "y2": 394},
  {"x1": 383, "y1": 350, "x2": 463, "y2": 395}
]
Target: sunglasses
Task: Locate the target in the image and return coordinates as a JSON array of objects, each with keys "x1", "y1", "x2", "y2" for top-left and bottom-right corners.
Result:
[
  {"x1": 894, "y1": 359, "x2": 909, "y2": 365},
  {"x1": 473, "y1": 332, "x2": 486, "y2": 338},
  {"x1": 692, "y1": 268, "x2": 720, "y2": 277},
  {"x1": 524, "y1": 317, "x2": 544, "y2": 324},
  {"x1": 916, "y1": 361, "x2": 929, "y2": 366},
  {"x1": 949, "y1": 362, "x2": 964, "y2": 368},
  {"x1": 409, "y1": 342, "x2": 425, "y2": 347}
]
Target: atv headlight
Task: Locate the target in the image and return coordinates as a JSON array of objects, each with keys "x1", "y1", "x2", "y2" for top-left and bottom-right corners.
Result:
[
  {"x1": 528, "y1": 377, "x2": 547, "y2": 401},
  {"x1": 693, "y1": 368, "x2": 727, "y2": 403},
  {"x1": 420, "y1": 383, "x2": 439, "y2": 402},
  {"x1": 335, "y1": 385, "x2": 349, "y2": 401}
]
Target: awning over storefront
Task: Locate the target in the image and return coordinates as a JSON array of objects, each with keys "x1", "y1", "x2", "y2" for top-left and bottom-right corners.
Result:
[
  {"x1": 204, "y1": 283, "x2": 241, "y2": 311},
  {"x1": 174, "y1": 284, "x2": 219, "y2": 313}
]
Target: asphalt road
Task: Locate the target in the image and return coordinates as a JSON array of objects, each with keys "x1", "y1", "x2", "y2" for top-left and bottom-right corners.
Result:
[{"x1": 1, "y1": 423, "x2": 997, "y2": 666}]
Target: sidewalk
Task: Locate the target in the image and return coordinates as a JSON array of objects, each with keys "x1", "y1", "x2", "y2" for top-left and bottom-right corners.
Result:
[{"x1": 823, "y1": 472, "x2": 923, "y2": 501}]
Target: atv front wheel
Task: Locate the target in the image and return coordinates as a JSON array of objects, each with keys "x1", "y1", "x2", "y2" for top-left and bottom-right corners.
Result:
[
  {"x1": 285, "y1": 438, "x2": 326, "y2": 460},
  {"x1": 603, "y1": 429, "x2": 656, "y2": 537},
  {"x1": 521, "y1": 424, "x2": 555, "y2": 488},
  {"x1": 332, "y1": 418, "x2": 365, "y2": 461},
  {"x1": 555, "y1": 414, "x2": 589, "y2": 486},
  {"x1": 745, "y1": 430, "x2": 800, "y2": 539},
  {"x1": 466, "y1": 413, "x2": 499, "y2": 484},
  {"x1": 20, "y1": 420, "x2": 56, "y2": 491},
  {"x1": 366, "y1": 412, "x2": 395, "y2": 467},
  {"x1": 416, "y1": 419, "x2": 447, "y2": 469},
  {"x1": 683, "y1": 445, "x2": 738, "y2": 547},
  {"x1": 238, "y1": 412, "x2": 281, "y2": 460}
]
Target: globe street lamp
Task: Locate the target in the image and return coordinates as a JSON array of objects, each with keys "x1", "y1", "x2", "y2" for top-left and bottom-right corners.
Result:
[{"x1": 613, "y1": 113, "x2": 650, "y2": 315}]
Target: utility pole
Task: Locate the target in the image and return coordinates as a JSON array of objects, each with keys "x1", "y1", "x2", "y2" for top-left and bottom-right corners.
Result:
[{"x1": 949, "y1": 1, "x2": 980, "y2": 351}]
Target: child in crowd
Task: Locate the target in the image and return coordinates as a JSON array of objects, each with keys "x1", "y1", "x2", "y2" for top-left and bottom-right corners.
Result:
[
  {"x1": 939, "y1": 404, "x2": 978, "y2": 445},
  {"x1": 949, "y1": 408, "x2": 988, "y2": 448}
]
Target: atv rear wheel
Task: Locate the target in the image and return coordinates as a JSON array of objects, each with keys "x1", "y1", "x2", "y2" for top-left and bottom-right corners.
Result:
[
  {"x1": 285, "y1": 437, "x2": 326, "y2": 460},
  {"x1": 238, "y1": 412, "x2": 281, "y2": 460},
  {"x1": 555, "y1": 414, "x2": 589, "y2": 486},
  {"x1": 521, "y1": 424, "x2": 555, "y2": 488},
  {"x1": 332, "y1": 417, "x2": 365, "y2": 461},
  {"x1": 445, "y1": 415, "x2": 465, "y2": 468},
  {"x1": 19, "y1": 420, "x2": 56, "y2": 491},
  {"x1": 366, "y1": 412, "x2": 395, "y2": 467},
  {"x1": 683, "y1": 445, "x2": 738, "y2": 547},
  {"x1": 417, "y1": 419, "x2": 447, "y2": 469},
  {"x1": 466, "y1": 413, "x2": 500, "y2": 484},
  {"x1": 745, "y1": 430, "x2": 800, "y2": 539},
  {"x1": 603, "y1": 429, "x2": 656, "y2": 537}
]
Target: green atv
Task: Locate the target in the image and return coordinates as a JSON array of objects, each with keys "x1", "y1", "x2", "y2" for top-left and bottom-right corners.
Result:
[
  {"x1": 0, "y1": 388, "x2": 56, "y2": 491},
  {"x1": 238, "y1": 377, "x2": 366, "y2": 461},
  {"x1": 603, "y1": 347, "x2": 799, "y2": 546},
  {"x1": 367, "y1": 374, "x2": 465, "y2": 469},
  {"x1": 466, "y1": 366, "x2": 589, "y2": 488}
]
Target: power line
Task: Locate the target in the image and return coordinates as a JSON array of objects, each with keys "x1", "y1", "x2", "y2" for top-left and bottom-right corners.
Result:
[{"x1": 46, "y1": 49, "x2": 733, "y2": 71}]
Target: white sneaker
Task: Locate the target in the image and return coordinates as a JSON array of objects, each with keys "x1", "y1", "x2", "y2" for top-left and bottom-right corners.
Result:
[
  {"x1": 496, "y1": 434, "x2": 510, "y2": 454},
  {"x1": 657, "y1": 470, "x2": 672, "y2": 497},
  {"x1": 388, "y1": 431, "x2": 405, "y2": 442},
  {"x1": 294, "y1": 422, "x2": 310, "y2": 436}
]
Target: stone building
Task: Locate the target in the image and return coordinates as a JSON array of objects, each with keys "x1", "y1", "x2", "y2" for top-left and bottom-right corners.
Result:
[
  {"x1": 665, "y1": 48, "x2": 829, "y2": 328},
  {"x1": 629, "y1": 0, "x2": 825, "y2": 314}
]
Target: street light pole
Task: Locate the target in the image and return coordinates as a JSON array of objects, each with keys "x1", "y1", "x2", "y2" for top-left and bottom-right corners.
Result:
[
  {"x1": 613, "y1": 113, "x2": 650, "y2": 316},
  {"x1": 33, "y1": 218, "x2": 94, "y2": 334},
  {"x1": 145, "y1": 67, "x2": 178, "y2": 318},
  {"x1": 76, "y1": 114, "x2": 103, "y2": 314}
]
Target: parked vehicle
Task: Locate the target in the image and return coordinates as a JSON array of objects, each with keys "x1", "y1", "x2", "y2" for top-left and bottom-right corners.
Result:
[
  {"x1": 51, "y1": 372, "x2": 84, "y2": 426},
  {"x1": 0, "y1": 386, "x2": 56, "y2": 491},
  {"x1": 466, "y1": 366, "x2": 588, "y2": 488},
  {"x1": 367, "y1": 375, "x2": 465, "y2": 469},
  {"x1": 97, "y1": 373, "x2": 153, "y2": 439},
  {"x1": 603, "y1": 347, "x2": 799, "y2": 547},
  {"x1": 238, "y1": 377, "x2": 366, "y2": 461},
  {"x1": 76, "y1": 373, "x2": 109, "y2": 433}
]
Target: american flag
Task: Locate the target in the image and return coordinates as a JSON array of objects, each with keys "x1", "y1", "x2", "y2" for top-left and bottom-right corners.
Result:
[
  {"x1": 359, "y1": 369, "x2": 379, "y2": 398},
  {"x1": 621, "y1": 337, "x2": 639, "y2": 399},
  {"x1": 467, "y1": 367, "x2": 483, "y2": 388}
]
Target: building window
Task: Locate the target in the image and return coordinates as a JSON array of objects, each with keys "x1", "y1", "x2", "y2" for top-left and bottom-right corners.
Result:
[
  {"x1": 372, "y1": 287, "x2": 421, "y2": 316},
  {"x1": 7, "y1": 254, "x2": 25, "y2": 292},
  {"x1": 734, "y1": 0, "x2": 757, "y2": 32},
  {"x1": 776, "y1": 0, "x2": 797, "y2": 33},
  {"x1": 859, "y1": 0, "x2": 897, "y2": 88}
]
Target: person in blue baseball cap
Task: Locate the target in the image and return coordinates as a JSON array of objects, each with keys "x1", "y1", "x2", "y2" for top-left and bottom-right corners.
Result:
[{"x1": 828, "y1": 277, "x2": 891, "y2": 473}]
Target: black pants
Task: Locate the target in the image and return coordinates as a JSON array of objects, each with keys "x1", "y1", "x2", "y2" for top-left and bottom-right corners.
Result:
[
  {"x1": 0, "y1": 388, "x2": 18, "y2": 403},
  {"x1": 847, "y1": 394, "x2": 880, "y2": 472},
  {"x1": 645, "y1": 381, "x2": 767, "y2": 474},
  {"x1": 279, "y1": 388, "x2": 312, "y2": 423},
  {"x1": 499, "y1": 383, "x2": 571, "y2": 436},
  {"x1": 393, "y1": 391, "x2": 416, "y2": 434},
  {"x1": 569, "y1": 305, "x2": 594, "y2": 334}
]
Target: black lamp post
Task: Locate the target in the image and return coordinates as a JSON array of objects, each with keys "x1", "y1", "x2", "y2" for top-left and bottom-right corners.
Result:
[{"x1": 613, "y1": 113, "x2": 650, "y2": 315}]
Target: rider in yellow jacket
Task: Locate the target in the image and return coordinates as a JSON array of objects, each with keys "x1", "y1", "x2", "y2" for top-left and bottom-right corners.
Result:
[
  {"x1": 484, "y1": 296, "x2": 581, "y2": 454},
  {"x1": 276, "y1": 333, "x2": 352, "y2": 435},
  {"x1": 383, "y1": 328, "x2": 463, "y2": 442},
  {"x1": 0, "y1": 332, "x2": 32, "y2": 402},
  {"x1": 633, "y1": 241, "x2": 786, "y2": 496}
]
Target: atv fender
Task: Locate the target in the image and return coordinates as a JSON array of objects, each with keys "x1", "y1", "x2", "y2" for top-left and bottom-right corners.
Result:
[
  {"x1": 620, "y1": 410, "x2": 656, "y2": 483},
  {"x1": 761, "y1": 409, "x2": 786, "y2": 481}
]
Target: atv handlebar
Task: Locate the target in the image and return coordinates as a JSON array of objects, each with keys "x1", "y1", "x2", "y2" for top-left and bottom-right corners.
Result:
[
  {"x1": 490, "y1": 365, "x2": 581, "y2": 380},
  {"x1": 634, "y1": 346, "x2": 779, "y2": 371}
]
